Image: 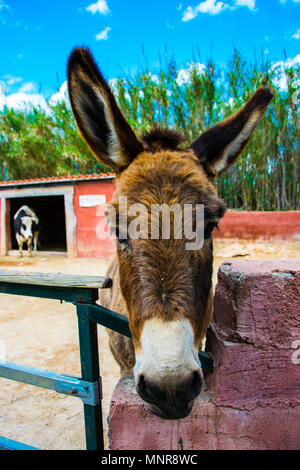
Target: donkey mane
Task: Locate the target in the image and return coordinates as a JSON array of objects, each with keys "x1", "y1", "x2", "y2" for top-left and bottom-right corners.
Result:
[{"x1": 142, "y1": 129, "x2": 186, "y2": 152}]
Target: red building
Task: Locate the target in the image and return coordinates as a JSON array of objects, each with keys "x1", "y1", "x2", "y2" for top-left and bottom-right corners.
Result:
[{"x1": 0, "y1": 174, "x2": 116, "y2": 258}]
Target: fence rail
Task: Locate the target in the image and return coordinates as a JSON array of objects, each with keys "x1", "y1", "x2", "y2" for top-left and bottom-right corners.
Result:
[{"x1": 0, "y1": 269, "x2": 213, "y2": 450}]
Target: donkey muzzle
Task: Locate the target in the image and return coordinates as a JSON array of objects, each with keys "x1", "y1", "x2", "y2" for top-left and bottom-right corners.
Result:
[
  {"x1": 136, "y1": 369, "x2": 202, "y2": 419},
  {"x1": 133, "y1": 318, "x2": 203, "y2": 419}
]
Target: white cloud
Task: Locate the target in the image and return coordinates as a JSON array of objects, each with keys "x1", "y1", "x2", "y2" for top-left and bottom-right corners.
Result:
[
  {"x1": 235, "y1": 0, "x2": 255, "y2": 9},
  {"x1": 0, "y1": 1, "x2": 9, "y2": 11},
  {"x1": 18, "y1": 82, "x2": 36, "y2": 93},
  {"x1": 277, "y1": 53, "x2": 300, "y2": 69},
  {"x1": 0, "y1": 90, "x2": 49, "y2": 112},
  {"x1": 292, "y1": 28, "x2": 300, "y2": 39},
  {"x1": 0, "y1": 77, "x2": 74, "y2": 113},
  {"x1": 86, "y1": 0, "x2": 110, "y2": 15},
  {"x1": 176, "y1": 62, "x2": 206, "y2": 85},
  {"x1": 2, "y1": 74, "x2": 23, "y2": 86},
  {"x1": 110, "y1": 64, "x2": 206, "y2": 94},
  {"x1": 0, "y1": 79, "x2": 72, "y2": 112},
  {"x1": 108, "y1": 77, "x2": 118, "y2": 92},
  {"x1": 183, "y1": 0, "x2": 227, "y2": 20},
  {"x1": 95, "y1": 26, "x2": 111, "y2": 40},
  {"x1": 150, "y1": 73, "x2": 160, "y2": 83},
  {"x1": 49, "y1": 81, "x2": 69, "y2": 106},
  {"x1": 271, "y1": 53, "x2": 300, "y2": 91},
  {"x1": 182, "y1": 0, "x2": 256, "y2": 21}
]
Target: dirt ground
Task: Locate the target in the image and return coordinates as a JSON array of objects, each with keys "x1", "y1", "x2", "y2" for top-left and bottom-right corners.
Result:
[{"x1": 0, "y1": 239, "x2": 299, "y2": 450}]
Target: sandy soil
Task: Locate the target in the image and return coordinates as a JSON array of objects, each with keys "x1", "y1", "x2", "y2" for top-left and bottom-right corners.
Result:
[{"x1": 0, "y1": 239, "x2": 299, "y2": 450}]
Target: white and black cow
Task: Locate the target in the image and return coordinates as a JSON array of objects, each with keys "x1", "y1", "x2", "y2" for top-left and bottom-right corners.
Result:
[{"x1": 14, "y1": 205, "x2": 40, "y2": 257}]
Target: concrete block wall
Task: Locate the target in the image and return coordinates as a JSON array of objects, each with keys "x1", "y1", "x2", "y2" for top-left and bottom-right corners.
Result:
[
  {"x1": 215, "y1": 211, "x2": 300, "y2": 240},
  {"x1": 108, "y1": 259, "x2": 300, "y2": 450}
]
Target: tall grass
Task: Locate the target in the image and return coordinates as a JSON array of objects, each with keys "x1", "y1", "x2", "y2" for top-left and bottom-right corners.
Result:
[
  {"x1": 0, "y1": 101, "x2": 108, "y2": 179},
  {"x1": 0, "y1": 49, "x2": 299, "y2": 210},
  {"x1": 114, "y1": 49, "x2": 299, "y2": 211}
]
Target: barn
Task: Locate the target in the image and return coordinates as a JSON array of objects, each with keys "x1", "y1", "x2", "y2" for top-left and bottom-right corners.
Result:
[{"x1": 0, "y1": 174, "x2": 116, "y2": 258}]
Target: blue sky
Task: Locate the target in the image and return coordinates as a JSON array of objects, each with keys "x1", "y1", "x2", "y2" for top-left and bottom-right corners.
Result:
[{"x1": 0, "y1": 0, "x2": 299, "y2": 106}]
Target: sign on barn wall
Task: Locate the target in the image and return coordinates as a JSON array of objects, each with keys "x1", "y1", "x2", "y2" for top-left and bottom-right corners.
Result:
[{"x1": 79, "y1": 195, "x2": 106, "y2": 207}]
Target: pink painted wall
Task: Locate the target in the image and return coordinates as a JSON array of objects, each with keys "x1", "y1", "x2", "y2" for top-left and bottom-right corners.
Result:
[
  {"x1": 214, "y1": 210, "x2": 300, "y2": 240},
  {"x1": 74, "y1": 198, "x2": 300, "y2": 256},
  {"x1": 73, "y1": 178, "x2": 300, "y2": 259},
  {"x1": 108, "y1": 259, "x2": 300, "y2": 450},
  {"x1": 74, "y1": 179, "x2": 116, "y2": 258},
  {"x1": 72, "y1": 178, "x2": 300, "y2": 258}
]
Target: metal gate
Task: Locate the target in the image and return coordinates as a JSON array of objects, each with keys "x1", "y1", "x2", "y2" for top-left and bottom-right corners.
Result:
[{"x1": 0, "y1": 269, "x2": 213, "y2": 450}]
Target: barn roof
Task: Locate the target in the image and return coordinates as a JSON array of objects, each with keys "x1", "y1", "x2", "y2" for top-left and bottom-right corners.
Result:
[{"x1": 0, "y1": 173, "x2": 116, "y2": 188}]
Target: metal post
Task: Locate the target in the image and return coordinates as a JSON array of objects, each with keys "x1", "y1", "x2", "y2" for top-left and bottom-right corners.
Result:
[{"x1": 76, "y1": 304, "x2": 104, "y2": 451}]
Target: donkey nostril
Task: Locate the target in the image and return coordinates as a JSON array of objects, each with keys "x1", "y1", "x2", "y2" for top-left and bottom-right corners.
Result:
[
  {"x1": 192, "y1": 370, "x2": 202, "y2": 390},
  {"x1": 138, "y1": 375, "x2": 154, "y2": 403},
  {"x1": 137, "y1": 375, "x2": 167, "y2": 405},
  {"x1": 185, "y1": 370, "x2": 202, "y2": 401}
]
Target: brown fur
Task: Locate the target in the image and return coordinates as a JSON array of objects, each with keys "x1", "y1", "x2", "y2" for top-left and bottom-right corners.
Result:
[
  {"x1": 142, "y1": 129, "x2": 186, "y2": 152},
  {"x1": 101, "y1": 149, "x2": 223, "y2": 373}
]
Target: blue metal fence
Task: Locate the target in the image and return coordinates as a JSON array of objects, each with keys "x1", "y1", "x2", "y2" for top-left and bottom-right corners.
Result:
[{"x1": 0, "y1": 270, "x2": 213, "y2": 450}]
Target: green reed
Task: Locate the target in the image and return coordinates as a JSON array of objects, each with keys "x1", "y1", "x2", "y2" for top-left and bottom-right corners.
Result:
[{"x1": 0, "y1": 48, "x2": 299, "y2": 210}]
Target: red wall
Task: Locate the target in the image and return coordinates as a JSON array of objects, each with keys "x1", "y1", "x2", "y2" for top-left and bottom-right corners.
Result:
[
  {"x1": 2, "y1": 179, "x2": 299, "y2": 258},
  {"x1": 73, "y1": 178, "x2": 300, "y2": 258},
  {"x1": 74, "y1": 180, "x2": 116, "y2": 258},
  {"x1": 215, "y1": 210, "x2": 300, "y2": 241}
]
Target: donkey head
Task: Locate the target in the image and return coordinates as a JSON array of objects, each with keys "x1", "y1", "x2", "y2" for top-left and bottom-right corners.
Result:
[{"x1": 68, "y1": 48, "x2": 273, "y2": 419}]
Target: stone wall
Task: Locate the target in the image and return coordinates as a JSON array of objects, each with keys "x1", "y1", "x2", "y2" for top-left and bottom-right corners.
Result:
[{"x1": 108, "y1": 259, "x2": 300, "y2": 450}]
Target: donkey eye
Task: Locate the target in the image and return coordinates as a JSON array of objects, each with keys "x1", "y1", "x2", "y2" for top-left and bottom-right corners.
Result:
[
  {"x1": 118, "y1": 238, "x2": 130, "y2": 251},
  {"x1": 204, "y1": 222, "x2": 218, "y2": 239}
]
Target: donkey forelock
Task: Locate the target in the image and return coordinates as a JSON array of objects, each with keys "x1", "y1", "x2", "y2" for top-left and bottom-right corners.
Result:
[{"x1": 67, "y1": 47, "x2": 273, "y2": 419}]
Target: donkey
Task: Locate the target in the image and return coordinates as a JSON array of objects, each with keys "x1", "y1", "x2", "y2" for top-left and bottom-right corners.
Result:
[{"x1": 67, "y1": 47, "x2": 273, "y2": 420}]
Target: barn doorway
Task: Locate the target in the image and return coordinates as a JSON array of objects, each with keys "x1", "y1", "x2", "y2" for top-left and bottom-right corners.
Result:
[{"x1": 10, "y1": 196, "x2": 67, "y2": 253}]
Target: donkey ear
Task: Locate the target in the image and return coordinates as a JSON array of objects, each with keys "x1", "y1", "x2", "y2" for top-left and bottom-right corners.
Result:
[
  {"x1": 67, "y1": 47, "x2": 143, "y2": 172},
  {"x1": 190, "y1": 87, "x2": 274, "y2": 177}
]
